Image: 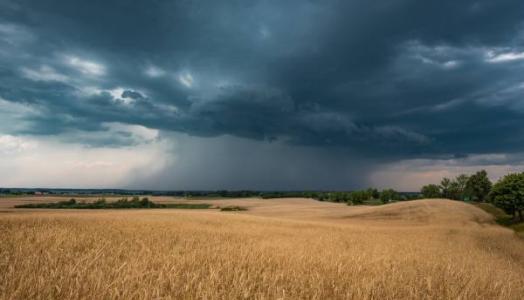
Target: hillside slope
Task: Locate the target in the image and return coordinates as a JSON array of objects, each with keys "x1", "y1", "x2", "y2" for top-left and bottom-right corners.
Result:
[{"x1": 1, "y1": 198, "x2": 523, "y2": 299}]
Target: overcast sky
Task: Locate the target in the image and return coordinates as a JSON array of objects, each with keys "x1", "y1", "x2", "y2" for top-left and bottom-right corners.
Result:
[{"x1": 1, "y1": 0, "x2": 524, "y2": 190}]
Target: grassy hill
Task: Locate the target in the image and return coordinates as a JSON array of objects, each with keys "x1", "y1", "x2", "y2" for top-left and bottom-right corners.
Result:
[{"x1": 1, "y1": 198, "x2": 523, "y2": 299}]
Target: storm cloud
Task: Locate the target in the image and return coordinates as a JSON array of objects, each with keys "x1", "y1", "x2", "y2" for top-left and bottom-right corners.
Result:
[{"x1": 1, "y1": 0, "x2": 524, "y2": 189}]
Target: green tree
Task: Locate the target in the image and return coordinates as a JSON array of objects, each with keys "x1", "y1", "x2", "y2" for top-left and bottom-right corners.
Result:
[
  {"x1": 421, "y1": 184, "x2": 441, "y2": 198},
  {"x1": 489, "y1": 173, "x2": 524, "y2": 221},
  {"x1": 380, "y1": 189, "x2": 399, "y2": 203},
  {"x1": 366, "y1": 188, "x2": 380, "y2": 200},
  {"x1": 440, "y1": 178, "x2": 452, "y2": 198},
  {"x1": 347, "y1": 191, "x2": 368, "y2": 205},
  {"x1": 465, "y1": 170, "x2": 492, "y2": 202},
  {"x1": 455, "y1": 174, "x2": 469, "y2": 200},
  {"x1": 447, "y1": 180, "x2": 460, "y2": 200}
]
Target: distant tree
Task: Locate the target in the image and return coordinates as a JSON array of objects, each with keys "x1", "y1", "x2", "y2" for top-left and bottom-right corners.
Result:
[
  {"x1": 380, "y1": 189, "x2": 399, "y2": 204},
  {"x1": 140, "y1": 197, "x2": 152, "y2": 208},
  {"x1": 348, "y1": 191, "x2": 368, "y2": 205},
  {"x1": 489, "y1": 173, "x2": 524, "y2": 221},
  {"x1": 442, "y1": 174, "x2": 470, "y2": 200},
  {"x1": 440, "y1": 178, "x2": 452, "y2": 199},
  {"x1": 421, "y1": 184, "x2": 441, "y2": 198},
  {"x1": 454, "y1": 174, "x2": 469, "y2": 200},
  {"x1": 328, "y1": 192, "x2": 351, "y2": 203},
  {"x1": 366, "y1": 188, "x2": 380, "y2": 200},
  {"x1": 465, "y1": 170, "x2": 492, "y2": 202},
  {"x1": 334, "y1": 192, "x2": 346, "y2": 202}
]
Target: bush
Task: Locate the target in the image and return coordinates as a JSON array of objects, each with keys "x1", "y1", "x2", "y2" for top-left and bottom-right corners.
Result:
[{"x1": 220, "y1": 206, "x2": 248, "y2": 211}]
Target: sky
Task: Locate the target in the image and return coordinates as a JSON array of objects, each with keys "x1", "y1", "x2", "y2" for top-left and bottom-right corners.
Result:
[{"x1": 1, "y1": 0, "x2": 524, "y2": 191}]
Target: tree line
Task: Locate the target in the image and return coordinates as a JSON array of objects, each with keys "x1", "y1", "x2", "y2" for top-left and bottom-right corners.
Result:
[
  {"x1": 309, "y1": 188, "x2": 417, "y2": 205},
  {"x1": 421, "y1": 170, "x2": 524, "y2": 221},
  {"x1": 15, "y1": 197, "x2": 213, "y2": 209}
]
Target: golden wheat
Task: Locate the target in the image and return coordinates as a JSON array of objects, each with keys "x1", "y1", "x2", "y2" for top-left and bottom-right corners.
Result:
[{"x1": 0, "y1": 198, "x2": 523, "y2": 299}]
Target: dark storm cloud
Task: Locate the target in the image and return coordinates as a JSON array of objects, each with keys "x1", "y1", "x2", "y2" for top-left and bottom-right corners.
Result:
[{"x1": 1, "y1": 0, "x2": 524, "y2": 160}]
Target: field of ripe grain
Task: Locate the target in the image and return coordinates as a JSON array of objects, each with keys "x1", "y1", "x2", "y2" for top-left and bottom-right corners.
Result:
[{"x1": 1, "y1": 198, "x2": 524, "y2": 299}]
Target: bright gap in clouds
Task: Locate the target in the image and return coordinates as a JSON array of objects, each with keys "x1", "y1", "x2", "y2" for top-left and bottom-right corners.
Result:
[
  {"x1": 486, "y1": 50, "x2": 524, "y2": 63},
  {"x1": 145, "y1": 65, "x2": 166, "y2": 78},
  {"x1": 177, "y1": 72, "x2": 194, "y2": 88},
  {"x1": 66, "y1": 56, "x2": 106, "y2": 76},
  {"x1": 20, "y1": 65, "x2": 69, "y2": 82}
]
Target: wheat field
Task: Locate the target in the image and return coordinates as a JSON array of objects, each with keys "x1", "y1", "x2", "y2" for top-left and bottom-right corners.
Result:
[{"x1": 1, "y1": 198, "x2": 523, "y2": 299}]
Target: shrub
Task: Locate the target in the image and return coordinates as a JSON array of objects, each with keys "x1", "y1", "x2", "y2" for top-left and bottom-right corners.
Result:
[{"x1": 220, "y1": 206, "x2": 248, "y2": 211}]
